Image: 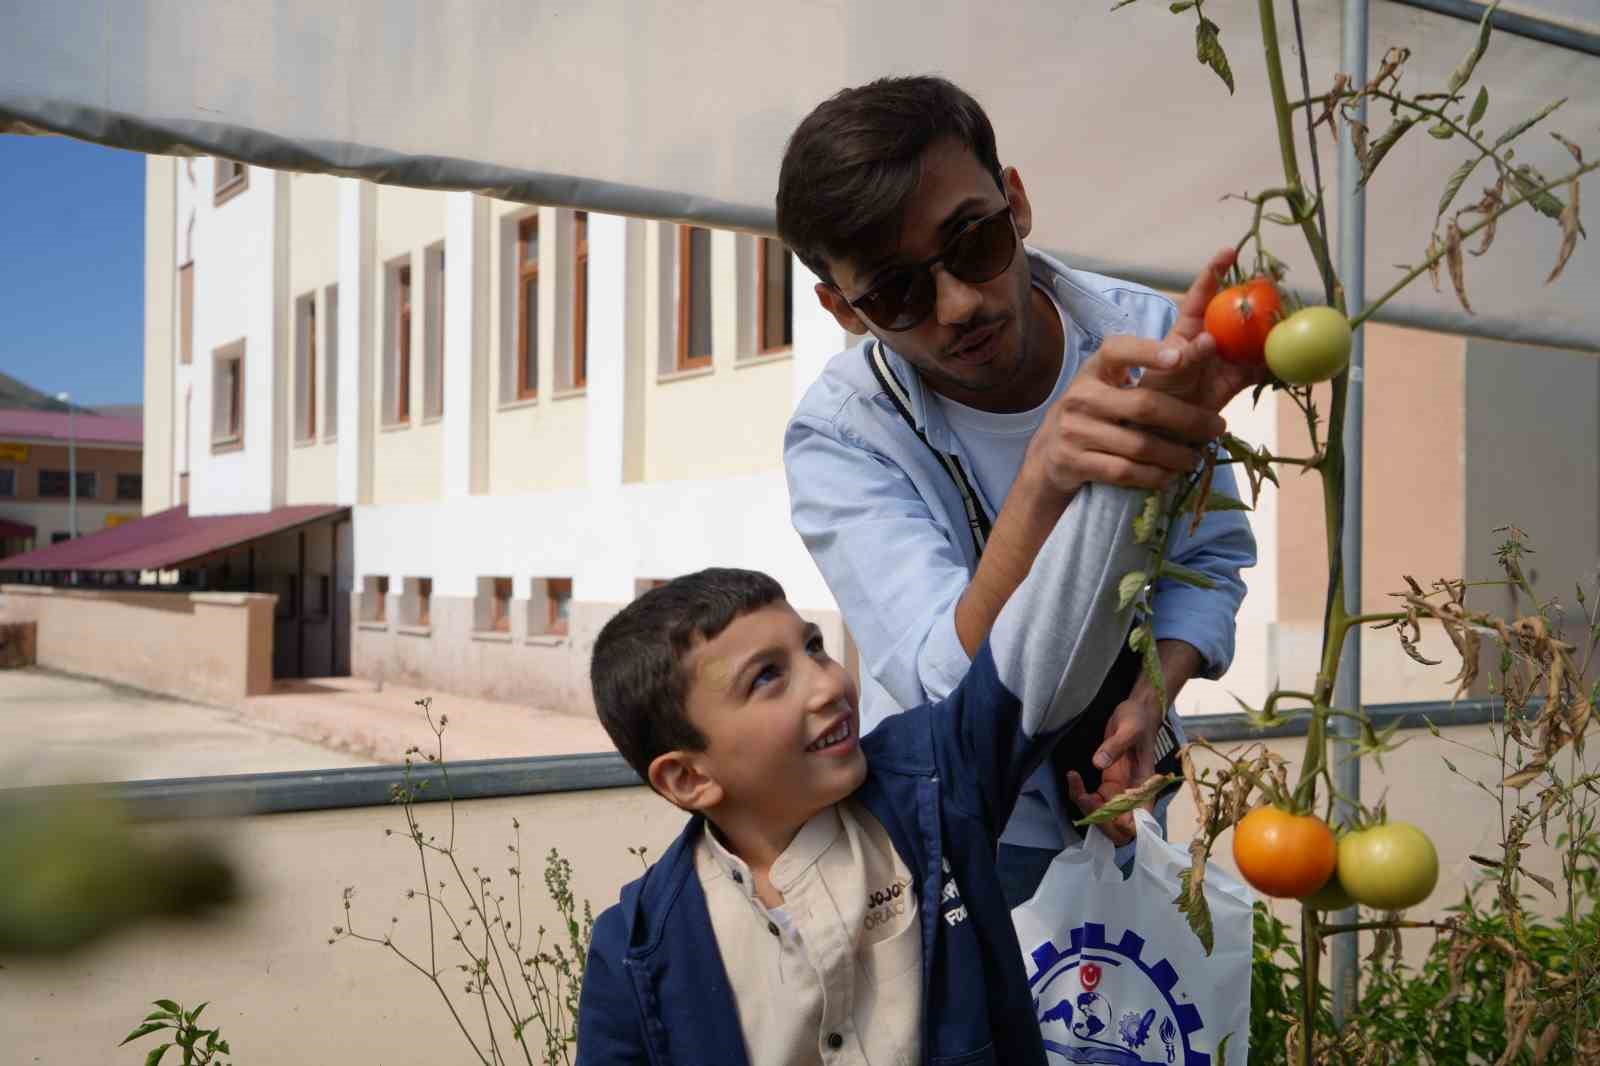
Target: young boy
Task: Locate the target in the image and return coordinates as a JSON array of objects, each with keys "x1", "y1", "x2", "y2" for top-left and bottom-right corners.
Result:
[{"x1": 577, "y1": 473, "x2": 1158, "y2": 1065}]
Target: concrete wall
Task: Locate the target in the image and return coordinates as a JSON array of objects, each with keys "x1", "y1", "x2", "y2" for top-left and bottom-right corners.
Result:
[
  {"x1": 0, "y1": 586, "x2": 274, "y2": 704},
  {"x1": 0, "y1": 721, "x2": 1576, "y2": 1065},
  {"x1": 143, "y1": 156, "x2": 177, "y2": 515}
]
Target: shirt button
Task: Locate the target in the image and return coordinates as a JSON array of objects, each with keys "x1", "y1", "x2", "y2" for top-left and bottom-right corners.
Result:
[
  {"x1": 767, "y1": 921, "x2": 779, "y2": 937},
  {"x1": 827, "y1": 1033, "x2": 843, "y2": 1051}
]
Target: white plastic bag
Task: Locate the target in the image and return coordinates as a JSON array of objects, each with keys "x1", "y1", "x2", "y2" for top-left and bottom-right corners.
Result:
[{"x1": 1011, "y1": 810, "x2": 1254, "y2": 1066}]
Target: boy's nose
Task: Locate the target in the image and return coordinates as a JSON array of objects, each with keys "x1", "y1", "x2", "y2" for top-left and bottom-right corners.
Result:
[{"x1": 933, "y1": 266, "x2": 981, "y2": 328}]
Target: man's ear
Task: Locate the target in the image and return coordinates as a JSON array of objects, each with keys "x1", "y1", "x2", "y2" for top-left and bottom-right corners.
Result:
[
  {"x1": 647, "y1": 749, "x2": 724, "y2": 813},
  {"x1": 815, "y1": 282, "x2": 871, "y2": 337},
  {"x1": 1002, "y1": 166, "x2": 1034, "y2": 241}
]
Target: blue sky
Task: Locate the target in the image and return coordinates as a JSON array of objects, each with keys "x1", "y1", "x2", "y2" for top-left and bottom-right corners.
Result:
[{"x1": 0, "y1": 134, "x2": 146, "y2": 407}]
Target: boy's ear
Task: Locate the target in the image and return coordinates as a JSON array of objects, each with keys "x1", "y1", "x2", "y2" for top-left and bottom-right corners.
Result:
[
  {"x1": 815, "y1": 282, "x2": 871, "y2": 337},
  {"x1": 647, "y1": 749, "x2": 724, "y2": 813}
]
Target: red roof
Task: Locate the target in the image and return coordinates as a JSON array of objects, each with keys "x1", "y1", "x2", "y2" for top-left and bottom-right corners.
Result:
[
  {"x1": 0, "y1": 517, "x2": 35, "y2": 539},
  {"x1": 0, "y1": 504, "x2": 346, "y2": 572},
  {"x1": 0, "y1": 409, "x2": 143, "y2": 447}
]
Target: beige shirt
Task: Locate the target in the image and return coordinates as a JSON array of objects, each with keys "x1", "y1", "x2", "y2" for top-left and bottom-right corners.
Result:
[{"x1": 695, "y1": 799, "x2": 923, "y2": 1066}]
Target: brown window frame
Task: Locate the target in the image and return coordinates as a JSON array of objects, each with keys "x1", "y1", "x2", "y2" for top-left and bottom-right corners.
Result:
[
  {"x1": 395, "y1": 264, "x2": 413, "y2": 423},
  {"x1": 546, "y1": 577, "x2": 573, "y2": 637},
  {"x1": 301, "y1": 296, "x2": 318, "y2": 441},
  {"x1": 676, "y1": 226, "x2": 713, "y2": 371},
  {"x1": 115, "y1": 473, "x2": 143, "y2": 502},
  {"x1": 214, "y1": 160, "x2": 249, "y2": 206},
  {"x1": 212, "y1": 341, "x2": 246, "y2": 452},
  {"x1": 178, "y1": 263, "x2": 195, "y2": 365},
  {"x1": 757, "y1": 238, "x2": 795, "y2": 355},
  {"x1": 517, "y1": 218, "x2": 540, "y2": 400},
  {"x1": 40, "y1": 470, "x2": 96, "y2": 500},
  {"x1": 374, "y1": 576, "x2": 390, "y2": 623},
  {"x1": 572, "y1": 213, "x2": 588, "y2": 389},
  {"x1": 417, "y1": 577, "x2": 433, "y2": 627},
  {"x1": 492, "y1": 577, "x2": 514, "y2": 633}
]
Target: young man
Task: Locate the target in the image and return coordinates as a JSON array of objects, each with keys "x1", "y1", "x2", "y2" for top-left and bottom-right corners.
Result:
[
  {"x1": 779, "y1": 76, "x2": 1259, "y2": 902},
  {"x1": 577, "y1": 455, "x2": 1195, "y2": 1065}
]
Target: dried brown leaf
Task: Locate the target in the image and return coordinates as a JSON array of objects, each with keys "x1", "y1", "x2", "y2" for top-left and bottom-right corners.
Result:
[
  {"x1": 1446, "y1": 219, "x2": 1473, "y2": 313},
  {"x1": 1471, "y1": 176, "x2": 1507, "y2": 257},
  {"x1": 1546, "y1": 136, "x2": 1582, "y2": 285},
  {"x1": 1503, "y1": 762, "x2": 1545, "y2": 789}
]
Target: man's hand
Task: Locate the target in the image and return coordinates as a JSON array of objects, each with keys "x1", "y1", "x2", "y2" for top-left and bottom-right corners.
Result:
[{"x1": 1022, "y1": 248, "x2": 1256, "y2": 502}]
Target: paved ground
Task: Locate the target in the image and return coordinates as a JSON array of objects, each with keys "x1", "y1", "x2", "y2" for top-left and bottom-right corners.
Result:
[{"x1": 0, "y1": 668, "x2": 615, "y2": 787}]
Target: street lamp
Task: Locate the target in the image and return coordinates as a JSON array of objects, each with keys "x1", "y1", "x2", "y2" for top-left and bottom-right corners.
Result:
[{"x1": 55, "y1": 392, "x2": 77, "y2": 539}]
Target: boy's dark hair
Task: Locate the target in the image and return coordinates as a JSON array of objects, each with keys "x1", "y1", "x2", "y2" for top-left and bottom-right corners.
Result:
[
  {"x1": 776, "y1": 75, "x2": 1005, "y2": 286},
  {"x1": 591, "y1": 568, "x2": 787, "y2": 784}
]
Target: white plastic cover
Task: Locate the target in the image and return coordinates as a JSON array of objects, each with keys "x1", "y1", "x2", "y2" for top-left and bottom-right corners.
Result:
[{"x1": 1, "y1": 0, "x2": 1595, "y2": 346}]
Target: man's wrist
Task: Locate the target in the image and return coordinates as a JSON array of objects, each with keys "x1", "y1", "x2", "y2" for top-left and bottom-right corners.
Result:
[{"x1": 1131, "y1": 638, "x2": 1206, "y2": 707}]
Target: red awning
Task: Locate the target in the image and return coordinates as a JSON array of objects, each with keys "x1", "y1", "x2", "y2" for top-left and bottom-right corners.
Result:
[
  {"x1": 0, "y1": 504, "x2": 346, "y2": 572},
  {"x1": 0, "y1": 517, "x2": 35, "y2": 540}
]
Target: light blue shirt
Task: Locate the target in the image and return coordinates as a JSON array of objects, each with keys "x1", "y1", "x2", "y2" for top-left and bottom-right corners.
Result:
[{"x1": 783, "y1": 247, "x2": 1257, "y2": 852}]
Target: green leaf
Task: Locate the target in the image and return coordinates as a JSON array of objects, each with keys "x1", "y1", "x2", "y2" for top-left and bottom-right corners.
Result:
[
  {"x1": 1132, "y1": 491, "x2": 1162, "y2": 545},
  {"x1": 1447, "y1": 0, "x2": 1497, "y2": 94},
  {"x1": 1492, "y1": 97, "x2": 1566, "y2": 149},
  {"x1": 1467, "y1": 85, "x2": 1489, "y2": 127},
  {"x1": 1437, "y1": 156, "x2": 1481, "y2": 218},
  {"x1": 1428, "y1": 120, "x2": 1454, "y2": 140},
  {"x1": 154, "y1": 1000, "x2": 181, "y2": 1015},
  {"x1": 143, "y1": 1011, "x2": 175, "y2": 1023},
  {"x1": 1139, "y1": 627, "x2": 1166, "y2": 706},
  {"x1": 1157, "y1": 561, "x2": 1217, "y2": 589},
  {"x1": 1169, "y1": 0, "x2": 1196, "y2": 9},
  {"x1": 1074, "y1": 774, "x2": 1177, "y2": 826},
  {"x1": 144, "y1": 1045, "x2": 172, "y2": 1066},
  {"x1": 1509, "y1": 165, "x2": 1567, "y2": 222},
  {"x1": 1174, "y1": 868, "x2": 1216, "y2": 954},
  {"x1": 185, "y1": 1003, "x2": 208, "y2": 1025},
  {"x1": 1117, "y1": 570, "x2": 1150, "y2": 613},
  {"x1": 1111, "y1": 0, "x2": 1140, "y2": 9},
  {"x1": 1359, "y1": 117, "x2": 1418, "y2": 186},
  {"x1": 121, "y1": 1023, "x2": 168, "y2": 1046},
  {"x1": 1194, "y1": 16, "x2": 1235, "y2": 95},
  {"x1": 1200, "y1": 492, "x2": 1250, "y2": 513},
  {"x1": 1216, "y1": 1032, "x2": 1234, "y2": 1065}
]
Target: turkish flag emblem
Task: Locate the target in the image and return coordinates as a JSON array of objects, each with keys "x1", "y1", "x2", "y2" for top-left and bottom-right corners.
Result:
[{"x1": 1080, "y1": 963, "x2": 1102, "y2": 991}]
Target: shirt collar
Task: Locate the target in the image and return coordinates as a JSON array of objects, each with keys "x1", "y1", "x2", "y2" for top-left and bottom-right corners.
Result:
[{"x1": 700, "y1": 806, "x2": 845, "y2": 900}]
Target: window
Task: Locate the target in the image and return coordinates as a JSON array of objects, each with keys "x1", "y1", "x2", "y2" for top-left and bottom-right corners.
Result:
[
  {"x1": 212, "y1": 341, "x2": 245, "y2": 449},
  {"x1": 323, "y1": 284, "x2": 340, "y2": 439},
  {"x1": 424, "y1": 245, "x2": 445, "y2": 419},
  {"x1": 214, "y1": 160, "x2": 248, "y2": 205},
  {"x1": 0, "y1": 468, "x2": 14, "y2": 497},
  {"x1": 178, "y1": 263, "x2": 194, "y2": 365},
  {"x1": 401, "y1": 576, "x2": 432, "y2": 628},
  {"x1": 39, "y1": 470, "x2": 96, "y2": 499},
  {"x1": 51, "y1": 532, "x2": 70, "y2": 545},
  {"x1": 477, "y1": 576, "x2": 515, "y2": 634},
  {"x1": 178, "y1": 472, "x2": 189, "y2": 505},
  {"x1": 758, "y1": 238, "x2": 794, "y2": 353},
  {"x1": 572, "y1": 212, "x2": 588, "y2": 388},
  {"x1": 677, "y1": 226, "x2": 713, "y2": 370},
  {"x1": 295, "y1": 293, "x2": 317, "y2": 442},
  {"x1": 529, "y1": 577, "x2": 573, "y2": 638},
  {"x1": 116, "y1": 473, "x2": 142, "y2": 501},
  {"x1": 362, "y1": 575, "x2": 390, "y2": 623},
  {"x1": 394, "y1": 264, "x2": 413, "y2": 423},
  {"x1": 517, "y1": 218, "x2": 539, "y2": 399}
]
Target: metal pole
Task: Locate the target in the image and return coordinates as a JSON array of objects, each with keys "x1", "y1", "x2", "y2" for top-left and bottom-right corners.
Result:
[{"x1": 1332, "y1": 0, "x2": 1369, "y2": 1028}]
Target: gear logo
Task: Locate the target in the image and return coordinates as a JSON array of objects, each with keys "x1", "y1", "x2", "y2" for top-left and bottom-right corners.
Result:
[{"x1": 1026, "y1": 922, "x2": 1209, "y2": 1066}]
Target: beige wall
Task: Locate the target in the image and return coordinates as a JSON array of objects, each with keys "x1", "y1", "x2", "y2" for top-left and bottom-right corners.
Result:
[
  {"x1": 143, "y1": 156, "x2": 177, "y2": 514},
  {"x1": 0, "y1": 586, "x2": 273, "y2": 704},
  {"x1": 1, "y1": 721, "x2": 1572, "y2": 1065}
]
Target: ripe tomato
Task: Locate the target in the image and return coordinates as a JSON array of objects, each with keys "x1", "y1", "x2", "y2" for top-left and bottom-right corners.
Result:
[
  {"x1": 1204, "y1": 277, "x2": 1281, "y2": 366},
  {"x1": 1336, "y1": 822, "x2": 1439, "y2": 910},
  {"x1": 1231, "y1": 806, "x2": 1337, "y2": 899},
  {"x1": 1264, "y1": 306, "x2": 1352, "y2": 384}
]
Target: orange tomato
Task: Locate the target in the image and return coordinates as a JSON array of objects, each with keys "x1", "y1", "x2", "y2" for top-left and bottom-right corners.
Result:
[
  {"x1": 1203, "y1": 276, "x2": 1282, "y2": 366},
  {"x1": 1231, "y1": 806, "x2": 1337, "y2": 899}
]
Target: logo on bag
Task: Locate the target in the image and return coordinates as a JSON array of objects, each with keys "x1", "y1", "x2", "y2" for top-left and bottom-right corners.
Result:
[{"x1": 1027, "y1": 923, "x2": 1207, "y2": 1066}]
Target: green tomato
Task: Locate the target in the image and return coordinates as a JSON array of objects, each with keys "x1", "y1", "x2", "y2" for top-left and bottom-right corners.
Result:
[
  {"x1": 1299, "y1": 870, "x2": 1356, "y2": 911},
  {"x1": 1265, "y1": 306, "x2": 1352, "y2": 385},
  {"x1": 1336, "y1": 822, "x2": 1439, "y2": 911}
]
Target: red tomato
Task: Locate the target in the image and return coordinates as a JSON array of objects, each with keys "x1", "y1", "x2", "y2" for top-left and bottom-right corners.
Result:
[
  {"x1": 1204, "y1": 277, "x2": 1282, "y2": 366},
  {"x1": 1231, "y1": 805, "x2": 1337, "y2": 899}
]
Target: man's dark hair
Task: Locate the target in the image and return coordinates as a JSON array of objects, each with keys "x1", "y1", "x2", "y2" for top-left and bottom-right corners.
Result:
[
  {"x1": 591, "y1": 568, "x2": 786, "y2": 785},
  {"x1": 776, "y1": 75, "x2": 1004, "y2": 286}
]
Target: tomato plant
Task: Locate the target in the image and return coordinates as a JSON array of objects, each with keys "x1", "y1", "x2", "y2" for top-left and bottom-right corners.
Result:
[
  {"x1": 1300, "y1": 871, "x2": 1356, "y2": 913},
  {"x1": 1232, "y1": 806, "x2": 1337, "y2": 899},
  {"x1": 1203, "y1": 276, "x2": 1281, "y2": 366},
  {"x1": 1264, "y1": 306, "x2": 1352, "y2": 385},
  {"x1": 1336, "y1": 822, "x2": 1439, "y2": 911}
]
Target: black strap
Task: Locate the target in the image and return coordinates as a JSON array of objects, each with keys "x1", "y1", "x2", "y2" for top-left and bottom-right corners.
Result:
[{"x1": 865, "y1": 341, "x2": 993, "y2": 557}]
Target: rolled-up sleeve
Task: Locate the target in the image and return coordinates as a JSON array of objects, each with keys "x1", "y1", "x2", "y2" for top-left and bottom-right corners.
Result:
[{"x1": 784, "y1": 413, "x2": 973, "y2": 715}]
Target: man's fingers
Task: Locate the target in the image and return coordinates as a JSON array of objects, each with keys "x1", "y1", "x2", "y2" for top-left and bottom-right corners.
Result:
[
  {"x1": 1092, "y1": 718, "x2": 1140, "y2": 771},
  {"x1": 1168, "y1": 246, "x2": 1238, "y2": 343},
  {"x1": 1067, "y1": 771, "x2": 1134, "y2": 845},
  {"x1": 1067, "y1": 422, "x2": 1199, "y2": 475},
  {"x1": 1087, "y1": 384, "x2": 1227, "y2": 443}
]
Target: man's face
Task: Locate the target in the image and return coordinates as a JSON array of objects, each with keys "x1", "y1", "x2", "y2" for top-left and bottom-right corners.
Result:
[
  {"x1": 817, "y1": 137, "x2": 1041, "y2": 408},
  {"x1": 670, "y1": 602, "x2": 865, "y2": 829}
]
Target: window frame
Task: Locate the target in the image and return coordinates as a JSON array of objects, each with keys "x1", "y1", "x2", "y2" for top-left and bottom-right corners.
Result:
[
  {"x1": 546, "y1": 577, "x2": 573, "y2": 637},
  {"x1": 395, "y1": 264, "x2": 413, "y2": 423},
  {"x1": 0, "y1": 468, "x2": 14, "y2": 498},
  {"x1": 211, "y1": 340, "x2": 246, "y2": 452},
  {"x1": 296, "y1": 292, "x2": 318, "y2": 442},
  {"x1": 676, "y1": 226, "x2": 713, "y2": 371},
  {"x1": 213, "y1": 160, "x2": 249, "y2": 206},
  {"x1": 517, "y1": 217, "x2": 540, "y2": 400},
  {"x1": 756, "y1": 237, "x2": 795, "y2": 355},
  {"x1": 323, "y1": 283, "x2": 340, "y2": 442},
  {"x1": 572, "y1": 212, "x2": 588, "y2": 389},
  {"x1": 424, "y1": 245, "x2": 445, "y2": 420},
  {"x1": 178, "y1": 263, "x2": 195, "y2": 365},
  {"x1": 492, "y1": 577, "x2": 514, "y2": 633},
  {"x1": 115, "y1": 473, "x2": 143, "y2": 502}
]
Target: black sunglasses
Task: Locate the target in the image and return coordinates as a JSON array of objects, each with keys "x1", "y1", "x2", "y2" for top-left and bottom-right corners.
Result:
[{"x1": 843, "y1": 206, "x2": 1018, "y2": 332}]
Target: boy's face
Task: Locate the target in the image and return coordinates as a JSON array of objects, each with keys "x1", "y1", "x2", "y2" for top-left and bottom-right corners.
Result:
[
  {"x1": 654, "y1": 601, "x2": 865, "y2": 830},
  {"x1": 815, "y1": 136, "x2": 1043, "y2": 411}
]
